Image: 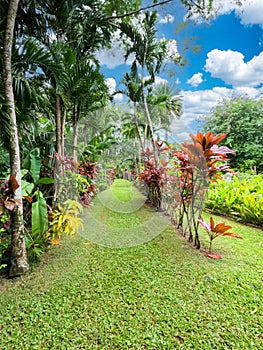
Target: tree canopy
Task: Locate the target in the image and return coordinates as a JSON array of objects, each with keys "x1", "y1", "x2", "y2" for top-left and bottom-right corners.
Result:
[{"x1": 203, "y1": 96, "x2": 263, "y2": 173}]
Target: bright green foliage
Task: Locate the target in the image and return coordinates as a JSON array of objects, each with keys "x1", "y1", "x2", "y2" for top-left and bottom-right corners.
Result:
[
  {"x1": 0, "y1": 211, "x2": 262, "y2": 349},
  {"x1": 206, "y1": 174, "x2": 263, "y2": 226},
  {"x1": 32, "y1": 190, "x2": 48, "y2": 238},
  {"x1": 203, "y1": 97, "x2": 263, "y2": 172},
  {"x1": 48, "y1": 199, "x2": 83, "y2": 239},
  {"x1": 23, "y1": 148, "x2": 42, "y2": 183}
]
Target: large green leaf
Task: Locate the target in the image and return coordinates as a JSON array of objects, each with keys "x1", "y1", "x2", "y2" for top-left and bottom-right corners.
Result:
[
  {"x1": 30, "y1": 148, "x2": 41, "y2": 183},
  {"x1": 21, "y1": 180, "x2": 34, "y2": 196},
  {"x1": 32, "y1": 190, "x2": 48, "y2": 238},
  {"x1": 22, "y1": 148, "x2": 42, "y2": 183},
  {"x1": 36, "y1": 177, "x2": 54, "y2": 185}
]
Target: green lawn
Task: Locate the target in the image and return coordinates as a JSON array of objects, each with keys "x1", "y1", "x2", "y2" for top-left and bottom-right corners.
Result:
[{"x1": 0, "y1": 180, "x2": 262, "y2": 349}]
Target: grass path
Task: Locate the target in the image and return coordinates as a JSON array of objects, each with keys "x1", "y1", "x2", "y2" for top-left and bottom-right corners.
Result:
[{"x1": 0, "y1": 179, "x2": 263, "y2": 349}]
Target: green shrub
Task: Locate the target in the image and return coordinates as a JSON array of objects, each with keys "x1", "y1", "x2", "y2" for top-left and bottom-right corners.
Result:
[{"x1": 206, "y1": 174, "x2": 263, "y2": 226}]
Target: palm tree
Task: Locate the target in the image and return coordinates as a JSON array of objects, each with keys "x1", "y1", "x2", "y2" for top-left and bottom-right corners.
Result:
[
  {"x1": 120, "y1": 11, "x2": 168, "y2": 164},
  {"x1": 121, "y1": 72, "x2": 144, "y2": 152},
  {"x1": 3, "y1": 0, "x2": 29, "y2": 277},
  {"x1": 147, "y1": 82, "x2": 183, "y2": 141}
]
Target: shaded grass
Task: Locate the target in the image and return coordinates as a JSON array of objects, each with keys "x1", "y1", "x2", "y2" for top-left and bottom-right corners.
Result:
[{"x1": 0, "y1": 180, "x2": 262, "y2": 349}]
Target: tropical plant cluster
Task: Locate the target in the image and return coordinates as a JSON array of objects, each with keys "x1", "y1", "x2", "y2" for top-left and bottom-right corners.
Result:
[
  {"x1": 206, "y1": 173, "x2": 263, "y2": 226},
  {"x1": 138, "y1": 131, "x2": 242, "y2": 254},
  {"x1": 0, "y1": 0, "x2": 186, "y2": 276},
  {"x1": 203, "y1": 96, "x2": 263, "y2": 173},
  {"x1": 0, "y1": 0, "x2": 249, "y2": 276}
]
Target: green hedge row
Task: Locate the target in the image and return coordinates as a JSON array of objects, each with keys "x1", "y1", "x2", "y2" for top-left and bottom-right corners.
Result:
[{"x1": 205, "y1": 174, "x2": 263, "y2": 226}]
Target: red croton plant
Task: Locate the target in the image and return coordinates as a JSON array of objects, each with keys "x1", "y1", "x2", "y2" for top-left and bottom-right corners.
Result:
[{"x1": 172, "y1": 131, "x2": 240, "y2": 255}]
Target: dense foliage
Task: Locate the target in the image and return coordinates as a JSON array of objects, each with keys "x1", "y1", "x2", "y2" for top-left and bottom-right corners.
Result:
[
  {"x1": 0, "y1": 0, "x2": 251, "y2": 276},
  {"x1": 206, "y1": 173, "x2": 263, "y2": 226},
  {"x1": 203, "y1": 97, "x2": 263, "y2": 173}
]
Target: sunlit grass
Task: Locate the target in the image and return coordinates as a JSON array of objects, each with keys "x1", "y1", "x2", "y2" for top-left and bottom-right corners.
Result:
[{"x1": 0, "y1": 180, "x2": 262, "y2": 349}]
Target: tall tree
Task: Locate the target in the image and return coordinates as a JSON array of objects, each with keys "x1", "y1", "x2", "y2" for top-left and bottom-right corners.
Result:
[
  {"x1": 203, "y1": 96, "x2": 263, "y2": 172},
  {"x1": 3, "y1": 0, "x2": 29, "y2": 277},
  {"x1": 120, "y1": 11, "x2": 168, "y2": 164}
]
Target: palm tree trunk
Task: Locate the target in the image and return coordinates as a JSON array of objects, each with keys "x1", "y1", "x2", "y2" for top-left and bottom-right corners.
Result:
[
  {"x1": 133, "y1": 102, "x2": 144, "y2": 152},
  {"x1": 61, "y1": 108, "x2": 67, "y2": 158},
  {"x1": 55, "y1": 94, "x2": 62, "y2": 156},
  {"x1": 54, "y1": 94, "x2": 63, "y2": 205},
  {"x1": 73, "y1": 123, "x2": 78, "y2": 162},
  {"x1": 72, "y1": 104, "x2": 78, "y2": 162},
  {"x1": 3, "y1": 0, "x2": 29, "y2": 277},
  {"x1": 141, "y1": 66, "x2": 158, "y2": 165}
]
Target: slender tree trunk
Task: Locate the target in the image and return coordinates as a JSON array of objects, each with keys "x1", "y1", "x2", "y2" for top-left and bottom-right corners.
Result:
[
  {"x1": 54, "y1": 94, "x2": 63, "y2": 205},
  {"x1": 72, "y1": 104, "x2": 78, "y2": 162},
  {"x1": 3, "y1": 0, "x2": 29, "y2": 277},
  {"x1": 73, "y1": 122, "x2": 78, "y2": 162},
  {"x1": 61, "y1": 108, "x2": 67, "y2": 158},
  {"x1": 133, "y1": 102, "x2": 144, "y2": 152},
  {"x1": 141, "y1": 66, "x2": 158, "y2": 165},
  {"x1": 55, "y1": 94, "x2": 62, "y2": 156}
]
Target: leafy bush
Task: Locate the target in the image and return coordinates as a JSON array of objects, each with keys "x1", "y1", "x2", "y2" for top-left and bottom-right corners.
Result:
[
  {"x1": 205, "y1": 174, "x2": 263, "y2": 226},
  {"x1": 48, "y1": 199, "x2": 83, "y2": 239}
]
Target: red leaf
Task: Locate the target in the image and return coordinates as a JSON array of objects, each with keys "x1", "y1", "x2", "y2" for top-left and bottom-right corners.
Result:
[
  {"x1": 222, "y1": 232, "x2": 243, "y2": 239},
  {"x1": 214, "y1": 222, "x2": 233, "y2": 234},
  {"x1": 210, "y1": 216, "x2": 215, "y2": 231},
  {"x1": 4, "y1": 199, "x2": 16, "y2": 211},
  {"x1": 8, "y1": 175, "x2": 20, "y2": 193},
  {"x1": 212, "y1": 133, "x2": 228, "y2": 145}
]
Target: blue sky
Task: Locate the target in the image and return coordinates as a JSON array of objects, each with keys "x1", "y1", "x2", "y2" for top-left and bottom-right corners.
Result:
[{"x1": 96, "y1": 0, "x2": 263, "y2": 141}]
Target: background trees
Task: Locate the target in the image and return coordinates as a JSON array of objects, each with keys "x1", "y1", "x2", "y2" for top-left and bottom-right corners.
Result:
[
  {"x1": 203, "y1": 96, "x2": 263, "y2": 173},
  {"x1": 0, "y1": 0, "x2": 246, "y2": 276}
]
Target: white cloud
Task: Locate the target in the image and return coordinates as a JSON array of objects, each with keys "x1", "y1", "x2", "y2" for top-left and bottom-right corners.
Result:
[
  {"x1": 113, "y1": 93, "x2": 124, "y2": 102},
  {"x1": 188, "y1": 0, "x2": 263, "y2": 27},
  {"x1": 158, "y1": 14, "x2": 174, "y2": 24},
  {"x1": 187, "y1": 73, "x2": 203, "y2": 87},
  {"x1": 96, "y1": 31, "x2": 178, "y2": 69},
  {"x1": 105, "y1": 77, "x2": 124, "y2": 102},
  {"x1": 96, "y1": 31, "x2": 135, "y2": 69},
  {"x1": 235, "y1": 0, "x2": 263, "y2": 26},
  {"x1": 154, "y1": 76, "x2": 169, "y2": 85},
  {"x1": 205, "y1": 49, "x2": 263, "y2": 87},
  {"x1": 144, "y1": 76, "x2": 168, "y2": 86},
  {"x1": 235, "y1": 86, "x2": 263, "y2": 98},
  {"x1": 165, "y1": 39, "x2": 180, "y2": 62},
  {"x1": 179, "y1": 85, "x2": 263, "y2": 129},
  {"x1": 105, "y1": 78, "x2": 116, "y2": 94},
  {"x1": 180, "y1": 87, "x2": 233, "y2": 125}
]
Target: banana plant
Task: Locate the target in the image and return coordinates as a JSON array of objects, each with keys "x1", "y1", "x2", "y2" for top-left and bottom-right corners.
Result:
[{"x1": 22, "y1": 147, "x2": 52, "y2": 239}]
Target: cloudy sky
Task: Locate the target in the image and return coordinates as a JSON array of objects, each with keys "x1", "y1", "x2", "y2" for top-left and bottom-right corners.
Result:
[{"x1": 96, "y1": 0, "x2": 263, "y2": 140}]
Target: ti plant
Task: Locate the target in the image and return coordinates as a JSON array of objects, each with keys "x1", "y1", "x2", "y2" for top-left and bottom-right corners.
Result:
[
  {"x1": 172, "y1": 131, "x2": 235, "y2": 248},
  {"x1": 198, "y1": 216, "x2": 242, "y2": 258}
]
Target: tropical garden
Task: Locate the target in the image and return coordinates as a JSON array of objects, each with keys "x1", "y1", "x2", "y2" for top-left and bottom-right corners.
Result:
[{"x1": 0, "y1": 0, "x2": 262, "y2": 349}]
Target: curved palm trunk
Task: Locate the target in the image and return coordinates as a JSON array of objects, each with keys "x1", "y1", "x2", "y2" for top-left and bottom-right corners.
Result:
[
  {"x1": 72, "y1": 103, "x2": 79, "y2": 162},
  {"x1": 141, "y1": 66, "x2": 158, "y2": 165},
  {"x1": 3, "y1": 0, "x2": 29, "y2": 277},
  {"x1": 133, "y1": 102, "x2": 144, "y2": 152},
  {"x1": 133, "y1": 102, "x2": 144, "y2": 173}
]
